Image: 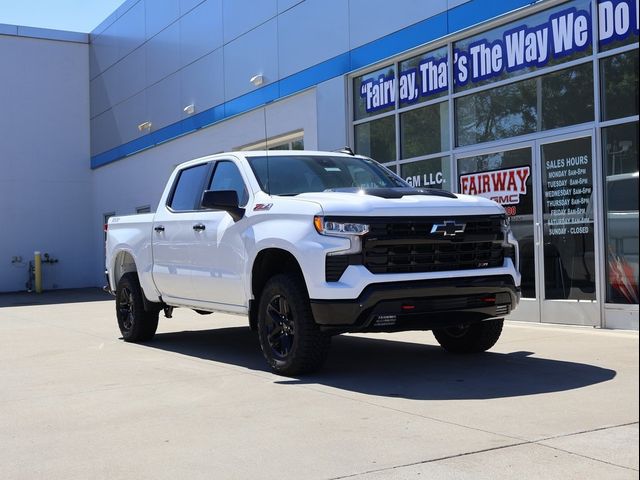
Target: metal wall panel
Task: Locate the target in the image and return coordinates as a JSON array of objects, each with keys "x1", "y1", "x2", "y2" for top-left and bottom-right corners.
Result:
[
  {"x1": 277, "y1": 0, "x2": 304, "y2": 13},
  {"x1": 91, "y1": 45, "x2": 147, "y2": 119},
  {"x1": 115, "y1": 0, "x2": 145, "y2": 59},
  {"x1": 113, "y1": 90, "x2": 147, "y2": 145},
  {"x1": 90, "y1": 75, "x2": 110, "y2": 120},
  {"x1": 222, "y1": 0, "x2": 277, "y2": 44},
  {"x1": 448, "y1": 0, "x2": 471, "y2": 8},
  {"x1": 179, "y1": 0, "x2": 206, "y2": 15},
  {"x1": 223, "y1": 19, "x2": 278, "y2": 101},
  {"x1": 90, "y1": 25, "x2": 119, "y2": 78},
  {"x1": 145, "y1": 0, "x2": 180, "y2": 39},
  {"x1": 146, "y1": 21, "x2": 180, "y2": 85},
  {"x1": 316, "y1": 76, "x2": 347, "y2": 151},
  {"x1": 277, "y1": 0, "x2": 349, "y2": 78},
  {"x1": 180, "y1": 48, "x2": 224, "y2": 117},
  {"x1": 347, "y1": 0, "x2": 448, "y2": 49},
  {"x1": 91, "y1": 110, "x2": 120, "y2": 155},
  {"x1": 179, "y1": 0, "x2": 223, "y2": 67},
  {"x1": 114, "y1": 46, "x2": 147, "y2": 107},
  {"x1": 147, "y1": 72, "x2": 182, "y2": 130}
]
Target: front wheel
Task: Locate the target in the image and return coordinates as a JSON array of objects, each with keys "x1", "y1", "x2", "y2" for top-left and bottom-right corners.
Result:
[
  {"x1": 433, "y1": 318, "x2": 504, "y2": 353},
  {"x1": 115, "y1": 272, "x2": 159, "y2": 342},
  {"x1": 257, "y1": 274, "x2": 331, "y2": 376}
]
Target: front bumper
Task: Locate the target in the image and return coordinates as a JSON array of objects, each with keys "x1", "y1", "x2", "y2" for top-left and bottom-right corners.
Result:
[{"x1": 310, "y1": 275, "x2": 519, "y2": 333}]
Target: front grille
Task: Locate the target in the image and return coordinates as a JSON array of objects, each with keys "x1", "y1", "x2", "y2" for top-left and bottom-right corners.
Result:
[{"x1": 362, "y1": 216, "x2": 505, "y2": 275}]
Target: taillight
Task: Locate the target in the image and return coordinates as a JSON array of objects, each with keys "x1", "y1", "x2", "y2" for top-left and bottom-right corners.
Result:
[{"x1": 103, "y1": 223, "x2": 108, "y2": 233}]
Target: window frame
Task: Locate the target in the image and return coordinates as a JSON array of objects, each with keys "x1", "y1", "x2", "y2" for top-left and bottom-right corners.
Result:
[
  {"x1": 207, "y1": 159, "x2": 250, "y2": 208},
  {"x1": 166, "y1": 161, "x2": 214, "y2": 213}
]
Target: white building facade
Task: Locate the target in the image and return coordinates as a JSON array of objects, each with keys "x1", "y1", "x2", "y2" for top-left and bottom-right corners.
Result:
[{"x1": 0, "y1": 0, "x2": 637, "y2": 329}]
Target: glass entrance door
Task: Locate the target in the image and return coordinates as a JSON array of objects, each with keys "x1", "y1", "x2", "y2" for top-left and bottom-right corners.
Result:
[
  {"x1": 537, "y1": 133, "x2": 600, "y2": 325},
  {"x1": 455, "y1": 131, "x2": 601, "y2": 326},
  {"x1": 456, "y1": 144, "x2": 540, "y2": 322}
]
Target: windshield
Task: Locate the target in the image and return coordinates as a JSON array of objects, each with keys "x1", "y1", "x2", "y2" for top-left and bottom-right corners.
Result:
[{"x1": 247, "y1": 155, "x2": 408, "y2": 195}]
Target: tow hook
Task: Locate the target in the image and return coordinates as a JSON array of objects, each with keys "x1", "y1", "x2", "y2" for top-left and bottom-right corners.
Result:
[{"x1": 163, "y1": 306, "x2": 174, "y2": 318}]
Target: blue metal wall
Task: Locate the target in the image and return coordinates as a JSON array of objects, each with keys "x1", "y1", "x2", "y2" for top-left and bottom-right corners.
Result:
[{"x1": 90, "y1": 0, "x2": 535, "y2": 168}]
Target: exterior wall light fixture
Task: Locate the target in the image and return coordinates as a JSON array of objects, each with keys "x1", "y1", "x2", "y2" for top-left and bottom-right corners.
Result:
[
  {"x1": 137, "y1": 121, "x2": 152, "y2": 132},
  {"x1": 183, "y1": 104, "x2": 195, "y2": 115},
  {"x1": 250, "y1": 74, "x2": 264, "y2": 86}
]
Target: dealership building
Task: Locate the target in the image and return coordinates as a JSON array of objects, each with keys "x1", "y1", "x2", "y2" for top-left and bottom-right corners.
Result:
[{"x1": 0, "y1": 0, "x2": 637, "y2": 329}]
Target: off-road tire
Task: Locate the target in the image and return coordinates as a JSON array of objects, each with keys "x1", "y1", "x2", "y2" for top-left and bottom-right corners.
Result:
[
  {"x1": 433, "y1": 318, "x2": 504, "y2": 353},
  {"x1": 115, "y1": 272, "x2": 159, "y2": 342},
  {"x1": 257, "y1": 273, "x2": 331, "y2": 376}
]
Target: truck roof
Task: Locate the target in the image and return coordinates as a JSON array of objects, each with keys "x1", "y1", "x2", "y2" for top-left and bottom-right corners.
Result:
[{"x1": 177, "y1": 149, "x2": 366, "y2": 169}]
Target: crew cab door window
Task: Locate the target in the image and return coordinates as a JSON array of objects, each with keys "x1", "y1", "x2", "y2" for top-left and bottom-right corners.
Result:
[
  {"x1": 208, "y1": 161, "x2": 249, "y2": 207},
  {"x1": 169, "y1": 163, "x2": 210, "y2": 211}
]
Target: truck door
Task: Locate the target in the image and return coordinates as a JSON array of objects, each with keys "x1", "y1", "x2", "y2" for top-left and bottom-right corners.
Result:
[
  {"x1": 152, "y1": 162, "x2": 211, "y2": 301},
  {"x1": 190, "y1": 160, "x2": 250, "y2": 307}
]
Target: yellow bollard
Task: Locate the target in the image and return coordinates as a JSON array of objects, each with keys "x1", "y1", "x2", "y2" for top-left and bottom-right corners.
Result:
[{"x1": 34, "y1": 251, "x2": 42, "y2": 294}]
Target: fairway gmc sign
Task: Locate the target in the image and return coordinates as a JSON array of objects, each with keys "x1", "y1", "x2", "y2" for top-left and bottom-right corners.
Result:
[{"x1": 459, "y1": 166, "x2": 531, "y2": 205}]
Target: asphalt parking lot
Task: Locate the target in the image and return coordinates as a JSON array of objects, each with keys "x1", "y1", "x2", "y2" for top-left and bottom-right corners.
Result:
[{"x1": 0, "y1": 289, "x2": 638, "y2": 480}]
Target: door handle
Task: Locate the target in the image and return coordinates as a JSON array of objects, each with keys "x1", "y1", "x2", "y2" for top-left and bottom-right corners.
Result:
[
  {"x1": 535, "y1": 222, "x2": 541, "y2": 246},
  {"x1": 193, "y1": 223, "x2": 206, "y2": 232},
  {"x1": 154, "y1": 225, "x2": 165, "y2": 233}
]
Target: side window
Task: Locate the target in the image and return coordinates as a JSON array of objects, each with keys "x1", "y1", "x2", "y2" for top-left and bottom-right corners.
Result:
[
  {"x1": 208, "y1": 161, "x2": 249, "y2": 207},
  {"x1": 169, "y1": 163, "x2": 209, "y2": 211}
]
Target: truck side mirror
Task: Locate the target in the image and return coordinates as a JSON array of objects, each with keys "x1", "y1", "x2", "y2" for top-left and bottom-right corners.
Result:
[{"x1": 201, "y1": 190, "x2": 245, "y2": 221}]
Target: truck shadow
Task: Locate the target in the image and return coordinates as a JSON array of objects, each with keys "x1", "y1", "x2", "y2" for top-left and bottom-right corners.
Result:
[{"x1": 147, "y1": 326, "x2": 616, "y2": 401}]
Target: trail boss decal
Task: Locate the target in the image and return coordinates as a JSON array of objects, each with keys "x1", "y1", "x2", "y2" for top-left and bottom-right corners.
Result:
[{"x1": 459, "y1": 166, "x2": 531, "y2": 208}]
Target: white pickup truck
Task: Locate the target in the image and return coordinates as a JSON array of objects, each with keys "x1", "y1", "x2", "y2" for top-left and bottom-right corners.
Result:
[{"x1": 106, "y1": 150, "x2": 520, "y2": 375}]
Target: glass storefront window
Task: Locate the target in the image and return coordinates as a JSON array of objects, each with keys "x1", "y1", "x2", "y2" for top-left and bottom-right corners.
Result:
[
  {"x1": 540, "y1": 137, "x2": 596, "y2": 300},
  {"x1": 400, "y1": 102, "x2": 449, "y2": 159},
  {"x1": 597, "y1": 0, "x2": 639, "y2": 52},
  {"x1": 457, "y1": 148, "x2": 536, "y2": 297},
  {"x1": 455, "y1": 78, "x2": 537, "y2": 147},
  {"x1": 456, "y1": 63, "x2": 596, "y2": 147},
  {"x1": 353, "y1": 65, "x2": 396, "y2": 120},
  {"x1": 400, "y1": 156, "x2": 451, "y2": 190},
  {"x1": 600, "y1": 50, "x2": 639, "y2": 121},
  {"x1": 354, "y1": 116, "x2": 396, "y2": 163},
  {"x1": 541, "y1": 63, "x2": 594, "y2": 130},
  {"x1": 603, "y1": 122, "x2": 639, "y2": 304},
  {"x1": 399, "y1": 46, "x2": 448, "y2": 106},
  {"x1": 453, "y1": 0, "x2": 593, "y2": 92}
]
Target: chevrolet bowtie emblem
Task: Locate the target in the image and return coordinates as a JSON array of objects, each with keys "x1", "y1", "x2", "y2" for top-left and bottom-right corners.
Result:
[{"x1": 430, "y1": 221, "x2": 466, "y2": 237}]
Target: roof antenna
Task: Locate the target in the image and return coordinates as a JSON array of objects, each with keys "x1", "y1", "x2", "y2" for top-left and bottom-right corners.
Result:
[
  {"x1": 262, "y1": 105, "x2": 271, "y2": 194},
  {"x1": 336, "y1": 146, "x2": 355, "y2": 156}
]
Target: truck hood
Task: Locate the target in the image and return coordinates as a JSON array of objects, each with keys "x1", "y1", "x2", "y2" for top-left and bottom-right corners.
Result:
[{"x1": 291, "y1": 188, "x2": 505, "y2": 217}]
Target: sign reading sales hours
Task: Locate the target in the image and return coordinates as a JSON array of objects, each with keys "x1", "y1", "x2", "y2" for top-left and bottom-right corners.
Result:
[{"x1": 543, "y1": 149, "x2": 593, "y2": 236}]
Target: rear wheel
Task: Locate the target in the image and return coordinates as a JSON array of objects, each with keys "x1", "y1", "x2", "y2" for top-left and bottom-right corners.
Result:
[
  {"x1": 433, "y1": 318, "x2": 504, "y2": 353},
  {"x1": 257, "y1": 274, "x2": 331, "y2": 375},
  {"x1": 116, "y1": 273, "x2": 159, "y2": 342}
]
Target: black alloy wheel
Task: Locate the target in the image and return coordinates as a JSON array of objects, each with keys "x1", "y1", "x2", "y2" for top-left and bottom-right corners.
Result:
[
  {"x1": 264, "y1": 294, "x2": 295, "y2": 359},
  {"x1": 115, "y1": 272, "x2": 159, "y2": 342},
  {"x1": 257, "y1": 273, "x2": 331, "y2": 375},
  {"x1": 117, "y1": 286, "x2": 136, "y2": 333}
]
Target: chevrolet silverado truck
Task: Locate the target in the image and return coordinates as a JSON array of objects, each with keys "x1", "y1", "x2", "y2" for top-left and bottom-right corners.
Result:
[{"x1": 105, "y1": 150, "x2": 520, "y2": 375}]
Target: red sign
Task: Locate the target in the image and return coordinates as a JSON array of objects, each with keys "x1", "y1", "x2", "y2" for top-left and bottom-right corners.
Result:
[{"x1": 459, "y1": 166, "x2": 531, "y2": 206}]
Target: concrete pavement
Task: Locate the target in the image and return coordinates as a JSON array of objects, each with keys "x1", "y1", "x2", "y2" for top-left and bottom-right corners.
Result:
[{"x1": 0, "y1": 289, "x2": 638, "y2": 479}]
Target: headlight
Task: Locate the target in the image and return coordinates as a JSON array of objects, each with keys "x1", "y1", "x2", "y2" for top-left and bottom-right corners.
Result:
[{"x1": 314, "y1": 216, "x2": 369, "y2": 236}]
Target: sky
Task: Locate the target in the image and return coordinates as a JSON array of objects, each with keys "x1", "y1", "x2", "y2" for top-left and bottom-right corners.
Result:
[{"x1": 0, "y1": 0, "x2": 127, "y2": 33}]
